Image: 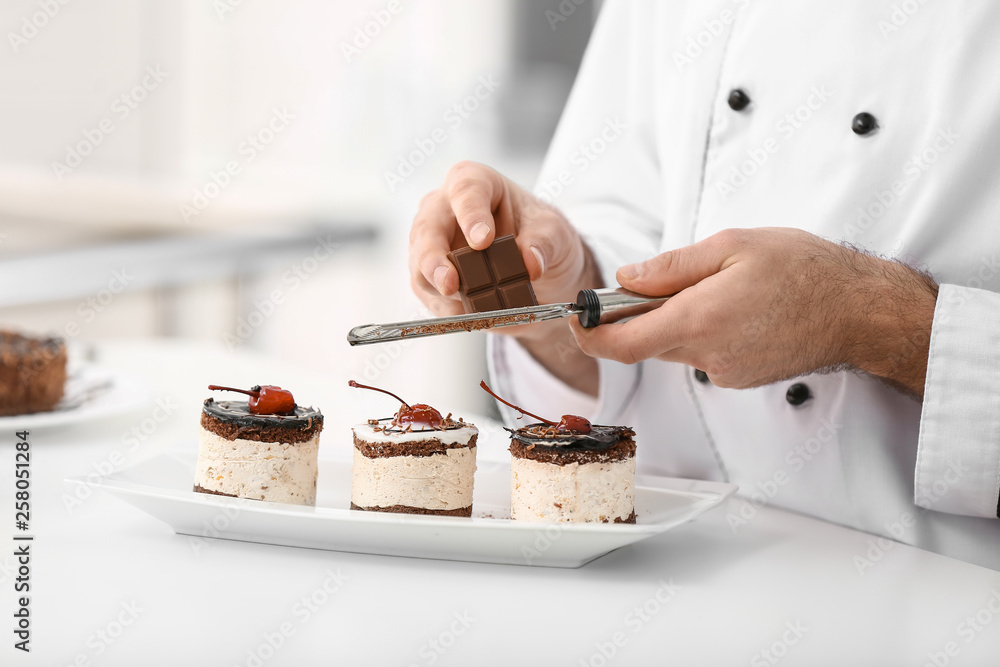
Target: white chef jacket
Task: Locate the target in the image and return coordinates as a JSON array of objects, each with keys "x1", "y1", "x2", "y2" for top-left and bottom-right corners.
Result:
[{"x1": 489, "y1": 0, "x2": 1000, "y2": 570}]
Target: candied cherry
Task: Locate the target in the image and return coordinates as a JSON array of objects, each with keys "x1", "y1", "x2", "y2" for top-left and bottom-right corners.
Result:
[
  {"x1": 479, "y1": 380, "x2": 591, "y2": 434},
  {"x1": 208, "y1": 384, "x2": 296, "y2": 415},
  {"x1": 348, "y1": 380, "x2": 443, "y2": 429}
]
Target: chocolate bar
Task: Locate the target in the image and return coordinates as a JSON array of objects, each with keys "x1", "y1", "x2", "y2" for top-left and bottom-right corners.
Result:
[{"x1": 448, "y1": 235, "x2": 538, "y2": 313}]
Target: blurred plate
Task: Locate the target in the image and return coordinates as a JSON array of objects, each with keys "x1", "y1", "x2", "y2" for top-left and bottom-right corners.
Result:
[
  {"x1": 0, "y1": 365, "x2": 153, "y2": 429},
  {"x1": 68, "y1": 451, "x2": 737, "y2": 568}
]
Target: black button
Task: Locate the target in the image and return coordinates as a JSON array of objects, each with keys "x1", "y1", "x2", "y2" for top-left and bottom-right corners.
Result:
[
  {"x1": 785, "y1": 383, "x2": 812, "y2": 406},
  {"x1": 727, "y1": 88, "x2": 750, "y2": 111},
  {"x1": 852, "y1": 112, "x2": 878, "y2": 136},
  {"x1": 694, "y1": 369, "x2": 710, "y2": 384}
]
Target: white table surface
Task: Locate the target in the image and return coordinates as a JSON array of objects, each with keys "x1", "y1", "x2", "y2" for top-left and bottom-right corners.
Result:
[{"x1": 5, "y1": 340, "x2": 1000, "y2": 667}]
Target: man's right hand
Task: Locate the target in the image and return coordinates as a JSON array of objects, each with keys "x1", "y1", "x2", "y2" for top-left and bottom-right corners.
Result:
[{"x1": 408, "y1": 161, "x2": 601, "y2": 330}]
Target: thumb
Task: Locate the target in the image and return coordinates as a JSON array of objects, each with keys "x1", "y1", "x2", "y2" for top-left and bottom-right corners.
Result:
[
  {"x1": 445, "y1": 162, "x2": 506, "y2": 250},
  {"x1": 616, "y1": 232, "x2": 737, "y2": 295}
]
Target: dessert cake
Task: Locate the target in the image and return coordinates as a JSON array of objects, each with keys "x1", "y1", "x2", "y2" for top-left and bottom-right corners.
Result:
[
  {"x1": 194, "y1": 384, "x2": 322, "y2": 506},
  {"x1": 349, "y1": 381, "x2": 478, "y2": 517},
  {"x1": 482, "y1": 381, "x2": 636, "y2": 524},
  {"x1": 0, "y1": 331, "x2": 67, "y2": 417}
]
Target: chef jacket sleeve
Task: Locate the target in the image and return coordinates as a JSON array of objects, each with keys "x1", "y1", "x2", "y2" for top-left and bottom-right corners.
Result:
[
  {"x1": 487, "y1": 0, "x2": 663, "y2": 426},
  {"x1": 916, "y1": 284, "x2": 1000, "y2": 518}
]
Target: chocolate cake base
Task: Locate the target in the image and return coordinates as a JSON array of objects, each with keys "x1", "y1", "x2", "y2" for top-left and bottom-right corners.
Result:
[
  {"x1": 350, "y1": 502, "x2": 472, "y2": 517},
  {"x1": 193, "y1": 484, "x2": 238, "y2": 498},
  {"x1": 613, "y1": 511, "x2": 637, "y2": 524}
]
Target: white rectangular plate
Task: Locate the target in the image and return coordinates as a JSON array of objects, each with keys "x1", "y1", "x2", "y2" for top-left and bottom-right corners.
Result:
[{"x1": 68, "y1": 452, "x2": 736, "y2": 568}]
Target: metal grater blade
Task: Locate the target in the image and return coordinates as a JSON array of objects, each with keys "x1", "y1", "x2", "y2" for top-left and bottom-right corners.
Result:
[{"x1": 347, "y1": 303, "x2": 581, "y2": 346}]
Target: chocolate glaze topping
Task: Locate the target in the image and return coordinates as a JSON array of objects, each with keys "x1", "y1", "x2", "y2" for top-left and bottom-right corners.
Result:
[
  {"x1": 202, "y1": 398, "x2": 323, "y2": 430},
  {"x1": 506, "y1": 423, "x2": 632, "y2": 451}
]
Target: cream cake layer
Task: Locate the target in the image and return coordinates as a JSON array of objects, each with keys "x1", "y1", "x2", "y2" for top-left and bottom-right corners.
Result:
[
  {"x1": 195, "y1": 428, "x2": 319, "y2": 505},
  {"x1": 510, "y1": 456, "x2": 635, "y2": 523}
]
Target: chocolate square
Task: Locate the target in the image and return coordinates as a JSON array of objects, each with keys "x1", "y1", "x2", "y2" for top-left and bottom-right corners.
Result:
[{"x1": 448, "y1": 235, "x2": 538, "y2": 313}]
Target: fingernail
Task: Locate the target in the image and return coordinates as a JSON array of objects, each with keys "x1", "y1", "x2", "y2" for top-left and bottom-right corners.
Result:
[
  {"x1": 433, "y1": 265, "x2": 449, "y2": 293},
  {"x1": 529, "y1": 246, "x2": 546, "y2": 275},
  {"x1": 619, "y1": 263, "x2": 642, "y2": 281},
  {"x1": 469, "y1": 222, "x2": 490, "y2": 246}
]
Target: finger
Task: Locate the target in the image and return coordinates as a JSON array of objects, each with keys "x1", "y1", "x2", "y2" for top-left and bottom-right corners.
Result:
[
  {"x1": 410, "y1": 192, "x2": 460, "y2": 296},
  {"x1": 511, "y1": 204, "x2": 591, "y2": 285},
  {"x1": 512, "y1": 212, "x2": 559, "y2": 282},
  {"x1": 445, "y1": 161, "x2": 505, "y2": 250},
  {"x1": 410, "y1": 268, "x2": 462, "y2": 313},
  {"x1": 426, "y1": 293, "x2": 465, "y2": 318},
  {"x1": 616, "y1": 228, "x2": 747, "y2": 296},
  {"x1": 568, "y1": 296, "x2": 694, "y2": 365}
]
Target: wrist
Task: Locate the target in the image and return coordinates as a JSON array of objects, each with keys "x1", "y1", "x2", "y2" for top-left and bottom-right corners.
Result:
[{"x1": 842, "y1": 253, "x2": 939, "y2": 396}]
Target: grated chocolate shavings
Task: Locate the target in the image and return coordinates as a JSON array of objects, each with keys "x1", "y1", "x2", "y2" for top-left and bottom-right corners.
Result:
[{"x1": 399, "y1": 312, "x2": 537, "y2": 338}]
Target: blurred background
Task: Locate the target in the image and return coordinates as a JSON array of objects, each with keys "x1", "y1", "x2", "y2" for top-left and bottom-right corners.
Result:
[{"x1": 0, "y1": 0, "x2": 600, "y2": 416}]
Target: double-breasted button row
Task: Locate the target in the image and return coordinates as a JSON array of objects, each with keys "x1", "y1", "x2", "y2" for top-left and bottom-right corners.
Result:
[
  {"x1": 726, "y1": 87, "x2": 878, "y2": 136},
  {"x1": 693, "y1": 369, "x2": 813, "y2": 407}
]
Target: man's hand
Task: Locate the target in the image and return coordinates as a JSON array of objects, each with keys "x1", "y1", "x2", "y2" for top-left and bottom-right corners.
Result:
[
  {"x1": 408, "y1": 161, "x2": 602, "y2": 394},
  {"x1": 570, "y1": 227, "x2": 939, "y2": 397}
]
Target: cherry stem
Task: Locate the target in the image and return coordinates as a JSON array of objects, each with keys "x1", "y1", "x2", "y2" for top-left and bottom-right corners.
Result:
[
  {"x1": 479, "y1": 380, "x2": 557, "y2": 426},
  {"x1": 208, "y1": 384, "x2": 259, "y2": 398},
  {"x1": 348, "y1": 380, "x2": 411, "y2": 409}
]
